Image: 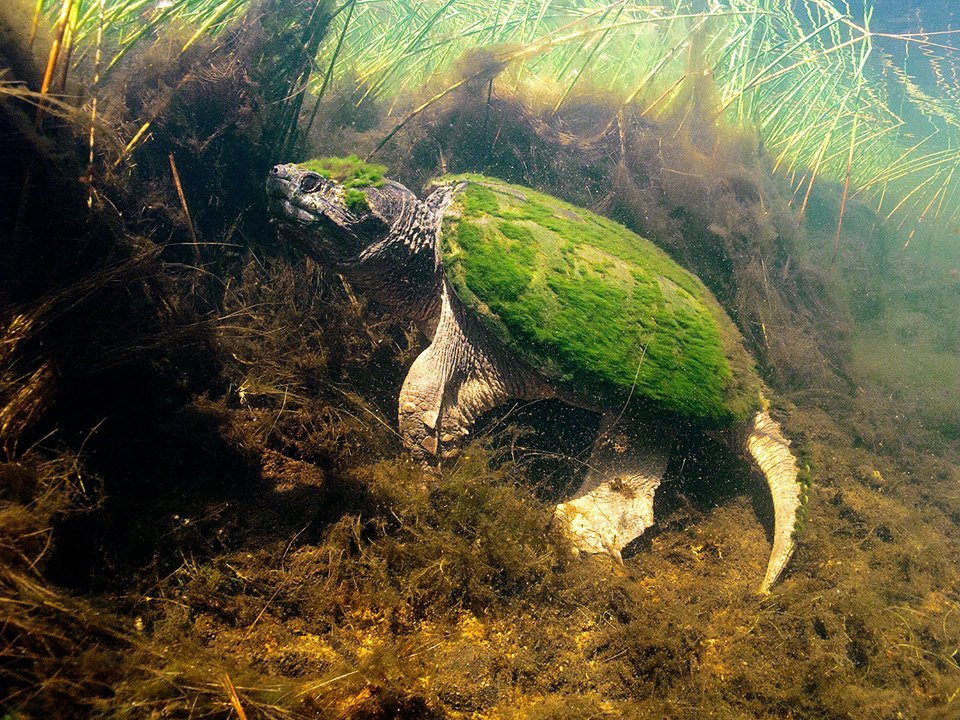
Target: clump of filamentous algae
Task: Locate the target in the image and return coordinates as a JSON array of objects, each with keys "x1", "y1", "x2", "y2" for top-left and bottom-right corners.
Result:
[{"x1": 298, "y1": 155, "x2": 387, "y2": 212}]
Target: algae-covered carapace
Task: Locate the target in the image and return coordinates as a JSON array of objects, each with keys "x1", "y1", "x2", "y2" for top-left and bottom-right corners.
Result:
[{"x1": 2, "y1": 1, "x2": 960, "y2": 718}]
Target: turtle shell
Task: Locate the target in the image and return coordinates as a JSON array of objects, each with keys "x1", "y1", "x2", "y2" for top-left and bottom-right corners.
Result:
[{"x1": 438, "y1": 175, "x2": 762, "y2": 427}]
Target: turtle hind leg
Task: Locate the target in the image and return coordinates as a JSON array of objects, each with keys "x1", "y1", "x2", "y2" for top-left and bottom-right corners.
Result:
[{"x1": 553, "y1": 416, "x2": 669, "y2": 561}]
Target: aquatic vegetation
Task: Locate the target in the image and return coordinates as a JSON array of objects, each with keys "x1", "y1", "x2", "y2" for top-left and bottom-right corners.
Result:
[
  {"x1": 31, "y1": 0, "x2": 960, "y2": 252},
  {"x1": 298, "y1": 154, "x2": 387, "y2": 188},
  {"x1": 30, "y1": 0, "x2": 337, "y2": 167},
  {"x1": 321, "y1": 0, "x2": 960, "y2": 246},
  {"x1": 298, "y1": 155, "x2": 387, "y2": 212}
]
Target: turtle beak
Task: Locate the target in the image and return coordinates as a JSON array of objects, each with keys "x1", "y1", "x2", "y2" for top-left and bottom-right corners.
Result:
[
  {"x1": 266, "y1": 163, "x2": 297, "y2": 202},
  {"x1": 267, "y1": 164, "x2": 335, "y2": 227}
]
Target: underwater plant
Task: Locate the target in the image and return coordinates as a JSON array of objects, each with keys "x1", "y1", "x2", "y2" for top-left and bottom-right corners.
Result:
[
  {"x1": 306, "y1": 0, "x2": 960, "y2": 247},
  {"x1": 32, "y1": 0, "x2": 960, "y2": 247}
]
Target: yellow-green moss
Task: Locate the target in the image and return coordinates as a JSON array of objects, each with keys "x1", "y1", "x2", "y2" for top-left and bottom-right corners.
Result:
[
  {"x1": 344, "y1": 187, "x2": 370, "y2": 213},
  {"x1": 298, "y1": 155, "x2": 385, "y2": 214},
  {"x1": 298, "y1": 155, "x2": 387, "y2": 190},
  {"x1": 439, "y1": 174, "x2": 762, "y2": 426}
]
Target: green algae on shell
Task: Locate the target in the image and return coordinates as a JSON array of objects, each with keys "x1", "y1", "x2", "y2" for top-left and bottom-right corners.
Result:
[
  {"x1": 297, "y1": 155, "x2": 387, "y2": 189},
  {"x1": 297, "y1": 155, "x2": 387, "y2": 215},
  {"x1": 439, "y1": 175, "x2": 762, "y2": 427}
]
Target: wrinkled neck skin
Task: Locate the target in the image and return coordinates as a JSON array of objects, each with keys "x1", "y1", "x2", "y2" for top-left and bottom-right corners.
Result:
[{"x1": 335, "y1": 195, "x2": 443, "y2": 323}]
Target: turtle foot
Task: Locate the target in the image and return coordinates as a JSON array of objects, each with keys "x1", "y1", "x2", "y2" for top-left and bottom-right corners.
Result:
[
  {"x1": 555, "y1": 419, "x2": 668, "y2": 561},
  {"x1": 553, "y1": 472, "x2": 660, "y2": 560}
]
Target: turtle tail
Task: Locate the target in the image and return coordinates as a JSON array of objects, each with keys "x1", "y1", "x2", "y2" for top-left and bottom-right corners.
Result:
[{"x1": 742, "y1": 409, "x2": 805, "y2": 594}]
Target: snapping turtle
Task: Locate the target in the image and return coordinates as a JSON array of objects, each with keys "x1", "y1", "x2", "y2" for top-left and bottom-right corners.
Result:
[{"x1": 267, "y1": 157, "x2": 806, "y2": 592}]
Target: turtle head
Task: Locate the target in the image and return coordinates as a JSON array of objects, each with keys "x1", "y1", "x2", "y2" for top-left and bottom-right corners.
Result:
[
  {"x1": 267, "y1": 163, "x2": 402, "y2": 264},
  {"x1": 268, "y1": 162, "x2": 448, "y2": 318}
]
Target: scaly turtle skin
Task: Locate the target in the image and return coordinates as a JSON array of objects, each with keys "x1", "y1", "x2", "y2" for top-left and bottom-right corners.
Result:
[{"x1": 267, "y1": 158, "x2": 806, "y2": 593}]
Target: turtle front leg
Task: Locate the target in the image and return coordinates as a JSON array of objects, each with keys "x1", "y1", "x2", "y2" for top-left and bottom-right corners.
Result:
[
  {"x1": 554, "y1": 415, "x2": 669, "y2": 561},
  {"x1": 398, "y1": 345, "x2": 450, "y2": 462},
  {"x1": 399, "y1": 279, "x2": 543, "y2": 463}
]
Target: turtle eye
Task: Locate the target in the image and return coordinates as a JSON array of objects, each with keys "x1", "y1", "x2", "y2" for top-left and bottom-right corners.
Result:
[{"x1": 299, "y1": 173, "x2": 323, "y2": 193}]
